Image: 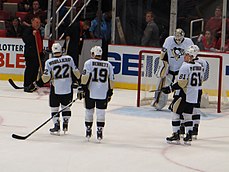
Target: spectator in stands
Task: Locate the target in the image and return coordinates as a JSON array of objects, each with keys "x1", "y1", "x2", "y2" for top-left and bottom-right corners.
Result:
[
  {"x1": 22, "y1": 0, "x2": 46, "y2": 28},
  {"x1": 22, "y1": 16, "x2": 44, "y2": 92},
  {"x1": 79, "y1": 20, "x2": 91, "y2": 54},
  {"x1": 205, "y1": 6, "x2": 222, "y2": 35},
  {"x1": 196, "y1": 30, "x2": 217, "y2": 51},
  {"x1": 89, "y1": 10, "x2": 112, "y2": 61},
  {"x1": 18, "y1": 0, "x2": 31, "y2": 12},
  {"x1": 63, "y1": 19, "x2": 90, "y2": 67},
  {"x1": 141, "y1": 10, "x2": 160, "y2": 47},
  {"x1": 6, "y1": 17, "x2": 23, "y2": 38}
]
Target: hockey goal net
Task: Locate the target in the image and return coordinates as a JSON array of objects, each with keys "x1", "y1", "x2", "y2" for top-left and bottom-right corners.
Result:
[{"x1": 137, "y1": 50, "x2": 228, "y2": 113}]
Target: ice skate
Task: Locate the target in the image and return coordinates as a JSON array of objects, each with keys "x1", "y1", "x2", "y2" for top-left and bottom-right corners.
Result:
[
  {"x1": 50, "y1": 122, "x2": 60, "y2": 136},
  {"x1": 97, "y1": 128, "x2": 103, "y2": 142},
  {"x1": 85, "y1": 127, "x2": 92, "y2": 141},
  {"x1": 63, "y1": 119, "x2": 68, "y2": 134},
  {"x1": 183, "y1": 131, "x2": 192, "y2": 145},
  {"x1": 166, "y1": 132, "x2": 180, "y2": 144}
]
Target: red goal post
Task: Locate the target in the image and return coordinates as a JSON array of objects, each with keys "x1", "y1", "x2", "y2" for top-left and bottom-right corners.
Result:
[{"x1": 137, "y1": 50, "x2": 223, "y2": 113}]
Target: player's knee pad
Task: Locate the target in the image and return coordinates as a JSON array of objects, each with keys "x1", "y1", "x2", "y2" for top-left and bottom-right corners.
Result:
[
  {"x1": 85, "y1": 108, "x2": 94, "y2": 122},
  {"x1": 183, "y1": 113, "x2": 192, "y2": 121},
  {"x1": 96, "y1": 108, "x2": 105, "y2": 123},
  {"x1": 172, "y1": 112, "x2": 180, "y2": 121}
]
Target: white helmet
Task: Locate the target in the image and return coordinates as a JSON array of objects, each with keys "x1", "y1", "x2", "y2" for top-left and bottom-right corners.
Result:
[
  {"x1": 174, "y1": 28, "x2": 185, "y2": 45},
  {"x1": 185, "y1": 45, "x2": 199, "y2": 59},
  {"x1": 52, "y1": 43, "x2": 62, "y2": 55},
  {"x1": 90, "y1": 46, "x2": 102, "y2": 57}
]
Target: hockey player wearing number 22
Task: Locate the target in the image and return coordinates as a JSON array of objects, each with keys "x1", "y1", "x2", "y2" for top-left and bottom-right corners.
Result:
[
  {"x1": 152, "y1": 28, "x2": 194, "y2": 110},
  {"x1": 77, "y1": 46, "x2": 114, "y2": 141},
  {"x1": 161, "y1": 45, "x2": 204, "y2": 145},
  {"x1": 27, "y1": 43, "x2": 81, "y2": 135}
]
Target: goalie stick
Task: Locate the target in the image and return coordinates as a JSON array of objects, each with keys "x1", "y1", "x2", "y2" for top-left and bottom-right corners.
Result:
[
  {"x1": 8, "y1": 79, "x2": 24, "y2": 89},
  {"x1": 149, "y1": 89, "x2": 161, "y2": 92},
  {"x1": 12, "y1": 97, "x2": 78, "y2": 140}
]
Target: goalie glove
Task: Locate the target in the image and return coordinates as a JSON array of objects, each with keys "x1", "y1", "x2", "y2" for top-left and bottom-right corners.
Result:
[
  {"x1": 161, "y1": 86, "x2": 172, "y2": 94},
  {"x1": 77, "y1": 86, "x2": 85, "y2": 100},
  {"x1": 107, "y1": 89, "x2": 113, "y2": 102}
]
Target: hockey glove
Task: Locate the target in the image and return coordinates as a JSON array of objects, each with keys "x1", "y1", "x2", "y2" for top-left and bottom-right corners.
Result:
[
  {"x1": 107, "y1": 89, "x2": 113, "y2": 102},
  {"x1": 77, "y1": 86, "x2": 85, "y2": 100},
  {"x1": 161, "y1": 86, "x2": 172, "y2": 94}
]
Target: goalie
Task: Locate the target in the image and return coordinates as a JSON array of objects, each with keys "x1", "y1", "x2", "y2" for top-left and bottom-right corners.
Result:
[{"x1": 151, "y1": 28, "x2": 194, "y2": 110}]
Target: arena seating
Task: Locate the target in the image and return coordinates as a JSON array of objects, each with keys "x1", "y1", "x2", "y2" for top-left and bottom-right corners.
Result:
[
  {"x1": 0, "y1": 29, "x2": 7, "y2": 37},
  {"x1": 0, "y1": 20, "x2": 6, "y2": 29},
  {"x1": 16, "y1": 11, "x2": 28, "y2": 21},
  {"x1": 3, "y1": 2, "x2": 18, "y2": 17},
  {"x1": 5, "y1": 0, "x2": 21, "y2": 3},
  {"x1": 0, "y1": 10, "x2": 10, "y2": 20}
]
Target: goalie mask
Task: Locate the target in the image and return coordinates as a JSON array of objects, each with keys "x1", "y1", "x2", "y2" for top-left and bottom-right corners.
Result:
[
  {"x1": 52, "y1": 43, "x2": 62, "y2": 56},
  {"x1": 174, "y1": 28, "x2": 185, "y2": 45}
]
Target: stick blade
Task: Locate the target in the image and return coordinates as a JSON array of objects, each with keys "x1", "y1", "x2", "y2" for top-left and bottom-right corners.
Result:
[
  {"x1": 12, "y1": 134, "x2": 28, "y2": 140},
  {"x1": 8, "y1": 79, "x2": 24, "y2": 89}
]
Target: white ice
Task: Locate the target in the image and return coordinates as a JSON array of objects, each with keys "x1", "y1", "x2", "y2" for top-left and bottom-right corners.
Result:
[{"x1": 0, "y1": 80, "x2": 229, "y2": 172}]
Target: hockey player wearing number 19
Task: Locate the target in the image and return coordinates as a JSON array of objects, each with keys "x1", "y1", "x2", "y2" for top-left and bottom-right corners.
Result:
[
  {"x1": 161, "y1": 45, "x2": 204, "y2": 145},
  {"x1": 78, "y1": 46, "x2": 114, "y2": 142},
  {"x1": 27, "y1": 43, "x2": 81, "y2": 135}
]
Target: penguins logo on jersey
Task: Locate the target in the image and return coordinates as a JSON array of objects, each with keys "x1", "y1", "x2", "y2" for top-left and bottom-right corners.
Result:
[{"x1": 171, "y1": 47, "x2": 185, "y2": 61}]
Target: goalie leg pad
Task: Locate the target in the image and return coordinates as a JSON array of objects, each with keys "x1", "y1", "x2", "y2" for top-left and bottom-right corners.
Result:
[
  {"x1": 155, "y1": 60, "x2": 169, "y2": 78},
  {"x1": 151, "y1": 75, "x2": 173, "y2": 110}
]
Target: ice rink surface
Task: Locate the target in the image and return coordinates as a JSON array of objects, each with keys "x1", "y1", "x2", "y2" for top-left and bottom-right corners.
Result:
[{"x1": 0, "y1": 80, "x2": 229, "y2": 172}]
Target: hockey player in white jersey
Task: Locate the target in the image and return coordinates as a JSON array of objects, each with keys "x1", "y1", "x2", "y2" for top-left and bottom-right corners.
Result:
[
  {"x1": 78, "y1": 46, "x2": 114, "y2": 141},
  {"x1": 28, "y1": 43, "x2": 80, "y2": 135},
  {"x1": 152, "y1": 28, "x2": 194, "y2": 110},
  {"x1": 192, "y1": 45, "x2": 209, "y2": 139},
  {"x1": 161, "y1": 45, "x2": 204, "y2": 144}
]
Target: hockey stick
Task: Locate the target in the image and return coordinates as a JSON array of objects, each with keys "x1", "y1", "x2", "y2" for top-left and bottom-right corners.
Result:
[
  {"x1": 12, "y1": 97, "x2": 78, "y2": 140},
  {"x1": 8, "y1": 79, "x2": 24, "y2": 89},
  {"x1": 149, "y1": 89, "x2": 161, "y2": 92},
  {"x1": 34, "y1": 32, "x2": 43, "y2": 75}
]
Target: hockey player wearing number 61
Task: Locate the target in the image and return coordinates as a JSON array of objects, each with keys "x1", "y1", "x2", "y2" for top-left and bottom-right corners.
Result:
[
  {"x1": 161, "y1": 45, "x2": 204, "y2": 145},
  {"x1": 77, "y1": 46, "x2": 114, "y2": 141},
  {"x1": 27, "y1": 43, "x2": 80, "y2": 135},
  {"x1": 151, "y1": 28, "x2": 194, "y2": 110}
]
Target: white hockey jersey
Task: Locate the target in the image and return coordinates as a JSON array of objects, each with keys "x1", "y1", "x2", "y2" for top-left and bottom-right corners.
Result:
[
  {"x1": 83, "y1": 58, "x2": 114, "y2": 99},
  {"x1": 43, "y1": 55, "x2": 79, "y2": 95},
  {"x1": 178, "y1": 61, "x2": 204, "y2": 103},
  {"x1": 195, "y1": 57, "x2": 209, "y2": 81},
  {"x1": 162, "y1": 36, "x2": 194, "y2": 72}
]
